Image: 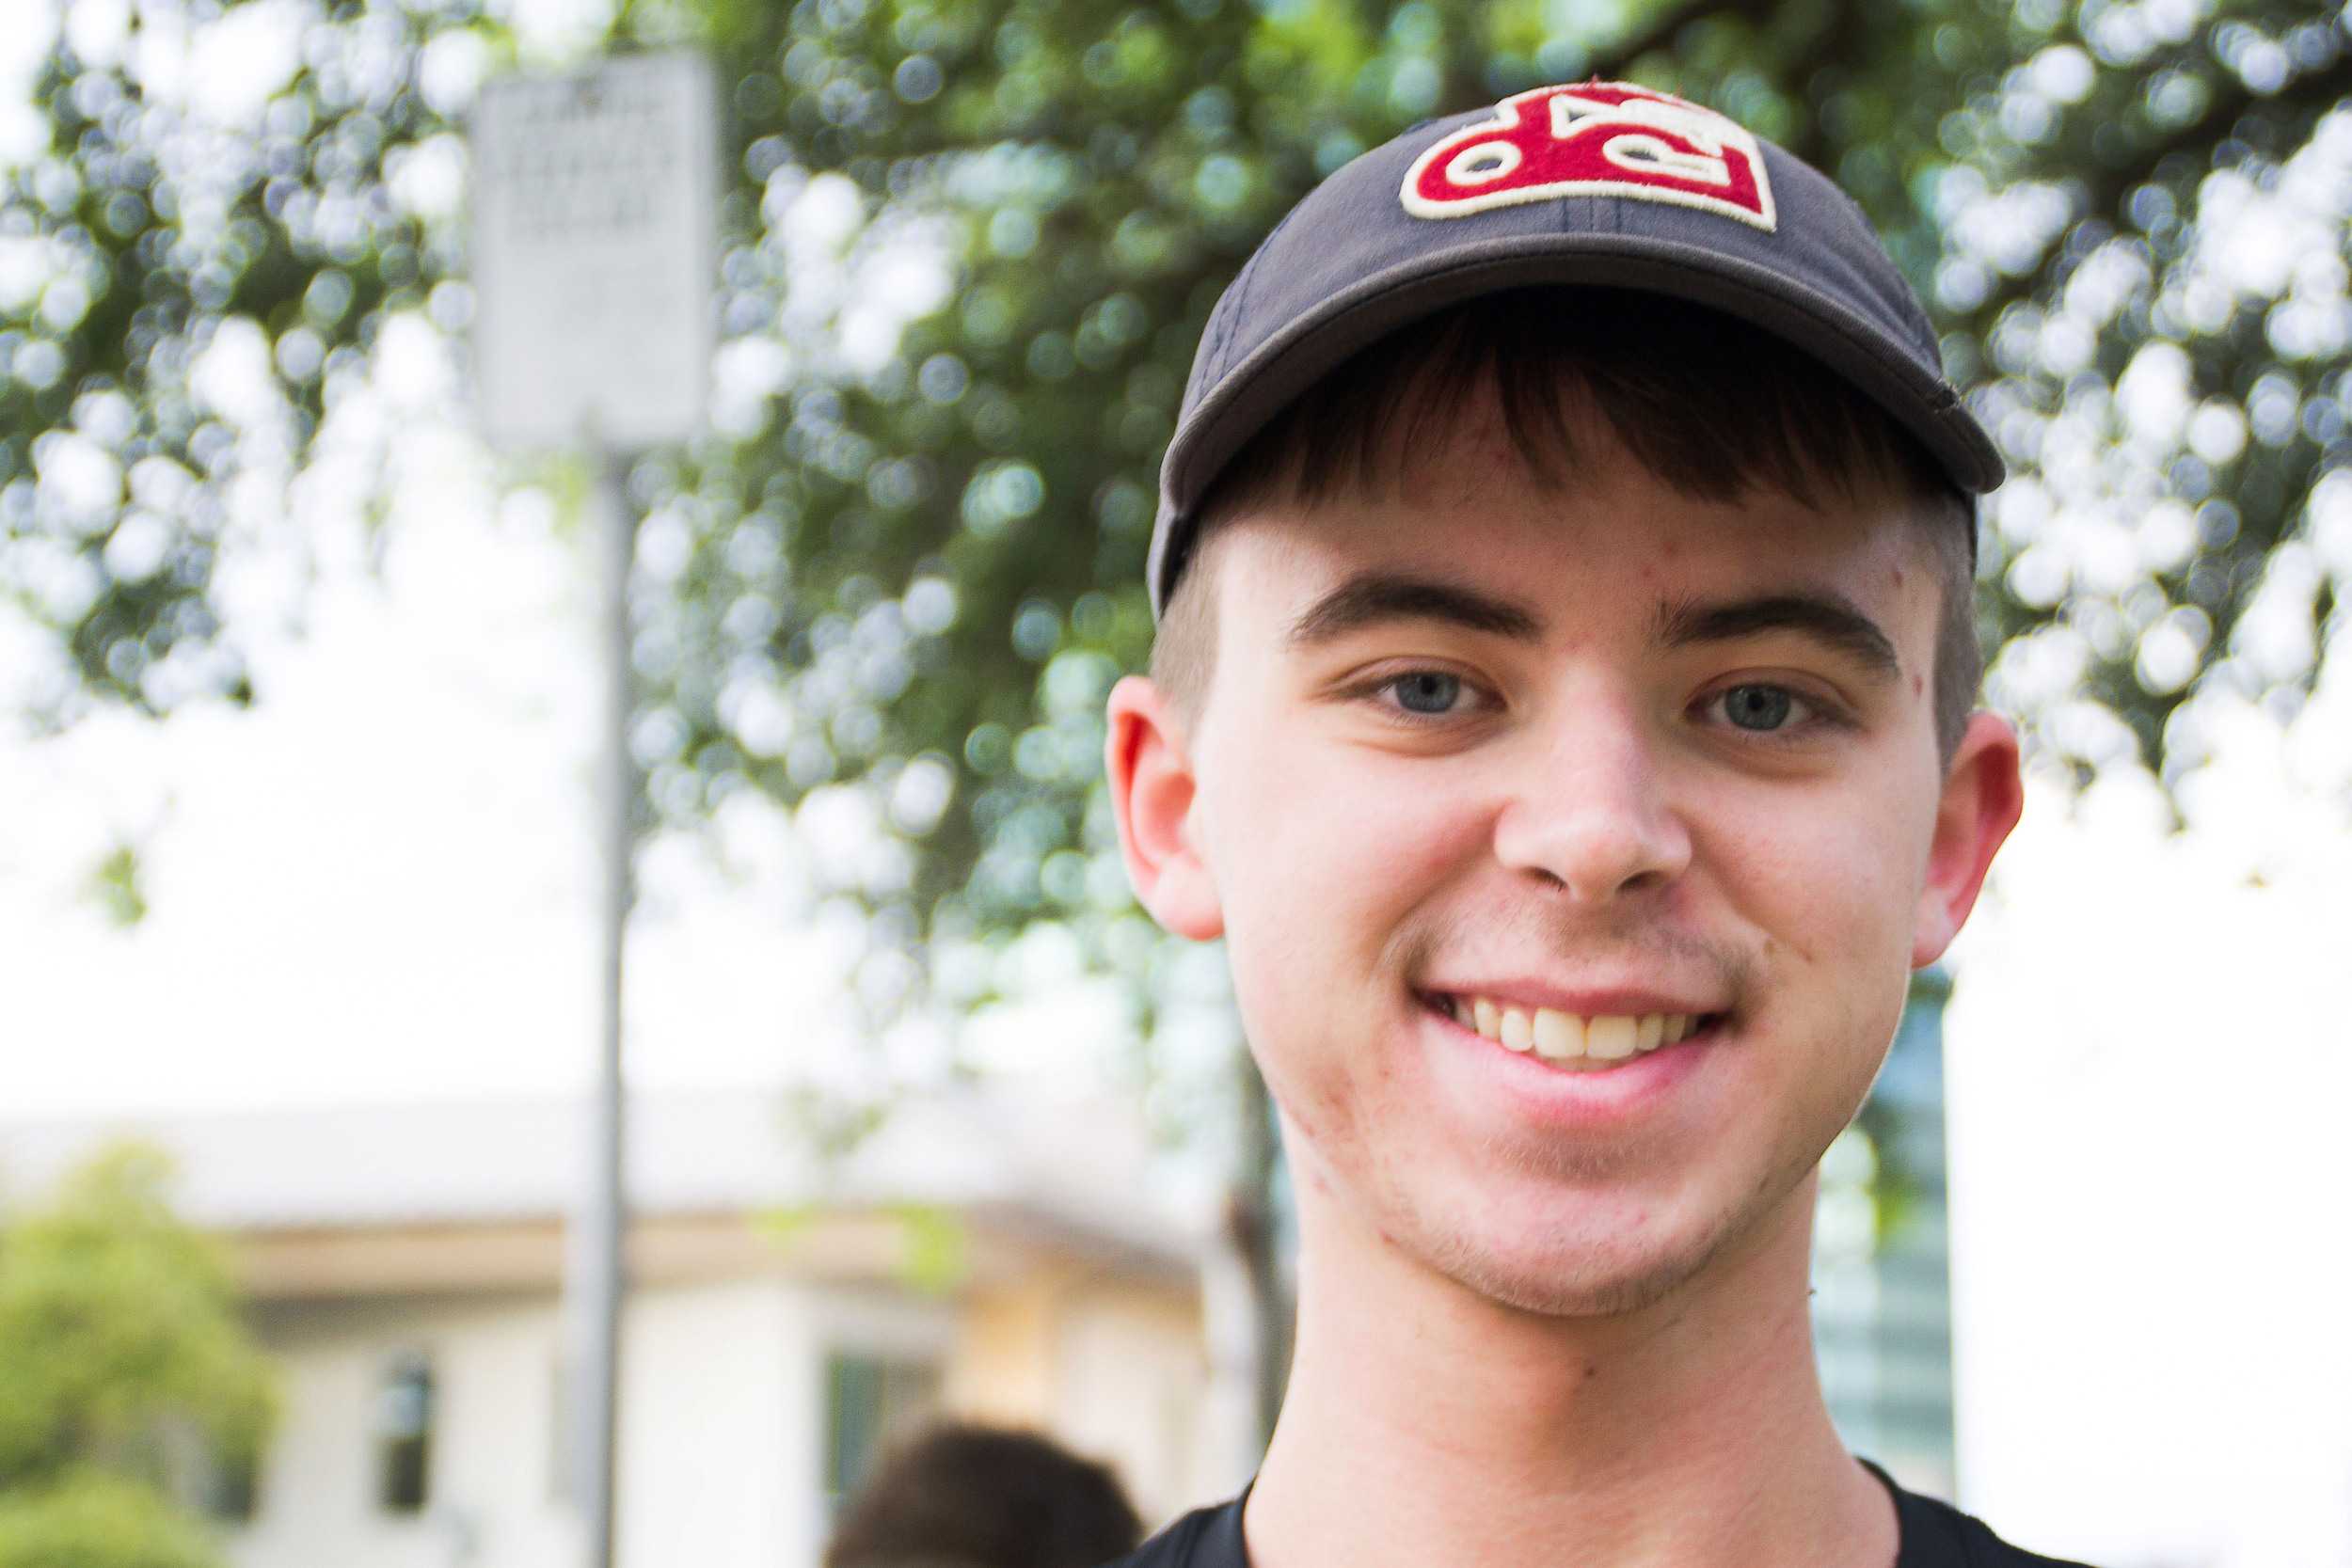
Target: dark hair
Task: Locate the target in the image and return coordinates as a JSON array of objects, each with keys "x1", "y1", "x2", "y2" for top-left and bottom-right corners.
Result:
[
  {"x1": 1151, "y1": 287, "x2": 1981, "y2": 766},
  {"x1": 823, "y1": 1421, "x2": 1144, "y2": 1568}
]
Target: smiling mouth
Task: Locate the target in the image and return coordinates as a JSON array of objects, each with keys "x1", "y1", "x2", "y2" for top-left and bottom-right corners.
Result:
[{"x1": 1420, "y1": 991, "x2": 1729, "y2": 1071}]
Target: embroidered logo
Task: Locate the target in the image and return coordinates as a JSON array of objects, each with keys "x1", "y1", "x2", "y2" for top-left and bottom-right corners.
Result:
[{"x1": 1401, "y1": 81, "x2": 1775, "y2": 230}]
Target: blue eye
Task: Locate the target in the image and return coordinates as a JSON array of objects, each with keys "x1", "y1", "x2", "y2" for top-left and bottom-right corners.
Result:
[
  {"x1": 1720, "y1": 685, "x2": 1795, "y2": 731},
  {"x1": 1389, "y1": 672, "x2": 1463, "y2": 714}
]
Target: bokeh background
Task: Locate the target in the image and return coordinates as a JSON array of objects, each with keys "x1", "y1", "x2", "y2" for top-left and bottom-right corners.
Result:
[{"x1": 3, "y1": 1, "x2": 2349, "y2": 1565}]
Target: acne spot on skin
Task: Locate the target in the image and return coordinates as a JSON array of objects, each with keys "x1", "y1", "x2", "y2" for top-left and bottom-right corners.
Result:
[
  {"x1": 1912, "y1": 673, "x2": 1925, "y2": 698},
  {"x1": 1582, "y1": 1361, "x2": 1599, "y2": 1382}
]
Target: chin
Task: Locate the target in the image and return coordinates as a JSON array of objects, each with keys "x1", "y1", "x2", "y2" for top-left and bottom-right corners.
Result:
[
  {"x1": 1437, "y1": 1240, "x2": 1718, "y2": 1321},
  {"x1": 1399, "y1": 1191, "x2": 1738, "y2": 1321}
]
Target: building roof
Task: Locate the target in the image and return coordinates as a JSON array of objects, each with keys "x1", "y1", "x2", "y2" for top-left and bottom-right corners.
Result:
[{"x1": 0, "y1": 1085, "x2": 1212, "y2": 1270}]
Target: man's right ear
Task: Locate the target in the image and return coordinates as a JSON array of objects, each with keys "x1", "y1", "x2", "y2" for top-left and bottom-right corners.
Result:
[{"x1": 1104, "y1": 675, "x2": 1224, "y2": 941}]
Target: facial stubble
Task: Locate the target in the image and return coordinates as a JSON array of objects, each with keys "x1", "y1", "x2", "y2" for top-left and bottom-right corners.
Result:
[{"x1": 1292, "y1": 899, "x2": 1831, "y2": 1322}]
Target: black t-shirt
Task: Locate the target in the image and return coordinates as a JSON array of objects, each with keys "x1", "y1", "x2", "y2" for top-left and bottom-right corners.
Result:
[{"x1": 1102, "y1": 1459, "x2": 2098, "y2": 1568}]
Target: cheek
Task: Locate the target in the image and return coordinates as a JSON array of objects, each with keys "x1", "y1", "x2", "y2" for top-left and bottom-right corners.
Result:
[
  {"x1": 1200, "y1": 721, "x2": 1486, "y2": 1055},
  {"x1": 1693, "y1": 772, "x2": 1923, "y2": 974},
  {"x1": 1694, "y1": 782, "x2": 1922, "y2": 1160},
  {"x1": 1209, "y1": 720, "x2": 1476, "y2": 942},
  {"x1": 1690, "y1": 768, "x2": 1939, "y2": 1139}
]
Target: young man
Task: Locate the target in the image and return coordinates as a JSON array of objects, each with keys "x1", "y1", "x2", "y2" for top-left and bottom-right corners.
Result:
[{"x1": 1101, "y1": 82, "x2": 2075, "y2": 1567}]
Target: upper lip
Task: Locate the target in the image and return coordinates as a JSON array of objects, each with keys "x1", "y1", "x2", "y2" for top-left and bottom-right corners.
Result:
[{"x1": 1421, "y1": 980, "x2": 1727, "y2": 1018}]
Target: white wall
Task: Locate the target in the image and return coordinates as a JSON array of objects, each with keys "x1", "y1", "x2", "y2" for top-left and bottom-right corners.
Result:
[
  {"x1": 617, "y1": 1278, "x2": 799, "y2": 1568},
  {"x1": 1055, "y1": 1292, "x2": 1210, "y2": 1524},
  {"x1": 222, "y1": 1278, "x2": 983, "y2": 1568},
  {"x1": 229, "y1": 1280, "x2": 817, "y2": 1568},
  {"x1": 230, "y1": 1293, "x2": 580, "y2": 1568},
  {"x1": 225, "y1": 1271, "x2": 1200, "y2": 1568}
]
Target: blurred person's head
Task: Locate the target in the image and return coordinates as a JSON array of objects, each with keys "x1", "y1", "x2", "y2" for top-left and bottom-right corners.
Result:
[{"x1": 823, "y1": 1420, "x2": 1142, "y2": 1568}]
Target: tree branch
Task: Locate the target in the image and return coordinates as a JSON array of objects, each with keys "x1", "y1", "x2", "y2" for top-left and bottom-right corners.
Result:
[
  {"x1": 1585, "y1": 0, "x2": 1787, "y2": 80},
  {"x1": 1953, "y1": 49, "x2": 2352, "y2": 341}
]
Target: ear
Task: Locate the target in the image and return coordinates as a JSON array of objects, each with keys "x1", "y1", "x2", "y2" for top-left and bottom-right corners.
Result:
[
  {"x1": 1912, "y1": 710, "x2": 2026, "y2": 967},
  {"x1": 1104, "y1": 674, "x2": 1225, "y2": 941}
]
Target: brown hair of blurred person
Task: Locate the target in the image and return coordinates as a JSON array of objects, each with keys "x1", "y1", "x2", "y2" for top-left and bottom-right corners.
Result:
[{"x1": 824, "y1": 1420, "x2": 1144, "y2": 1568}]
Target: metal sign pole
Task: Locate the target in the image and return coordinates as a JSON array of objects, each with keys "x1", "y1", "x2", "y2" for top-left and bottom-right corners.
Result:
[
  {"x1": 580, "y1": 445, "x2": 634, "y2": 1568},
  {"x1": 470, "y1": 55, "x2": 712, "y2": 1568}
]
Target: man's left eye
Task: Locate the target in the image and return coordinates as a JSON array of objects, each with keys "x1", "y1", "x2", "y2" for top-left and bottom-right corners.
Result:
[{"x1": 1708, "y1": 684, "x2": 1812, "y2": 733}]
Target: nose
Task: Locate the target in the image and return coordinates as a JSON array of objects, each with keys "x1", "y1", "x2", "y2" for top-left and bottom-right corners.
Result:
[{"x1": 1490, "y1": 699, "x2": 1692, "y2": 902}]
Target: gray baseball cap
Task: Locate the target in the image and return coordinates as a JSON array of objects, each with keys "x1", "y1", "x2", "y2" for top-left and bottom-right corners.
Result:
[{"x1": 1147, "y1": 80, "x2": 2004, "y2": 618}]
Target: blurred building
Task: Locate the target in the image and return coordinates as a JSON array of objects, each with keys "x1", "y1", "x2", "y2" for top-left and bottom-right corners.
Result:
[
  {"x1": 0, "y1": 1088, "x2": 1220, "y2": 1568},
  {"x1": 1812, "y1": 968, "x2": 1960, "y2": 1499}
]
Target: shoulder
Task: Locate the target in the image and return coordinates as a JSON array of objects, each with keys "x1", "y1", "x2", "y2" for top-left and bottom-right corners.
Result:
[
  {"x1": 1875, "y1": 1467, "x2": 2106, "y2": 1568},
  {"x1": 1096, "y1": 1492, "x2": 1249, "y2": 1568}
]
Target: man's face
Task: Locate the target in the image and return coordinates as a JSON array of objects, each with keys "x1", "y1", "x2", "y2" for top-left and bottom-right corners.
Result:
[{"x1": 1111, "y1": 392, "x2": 2021, "y2": 1320}]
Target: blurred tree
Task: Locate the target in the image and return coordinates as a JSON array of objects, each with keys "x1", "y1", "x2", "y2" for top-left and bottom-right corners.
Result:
[
  {"x1": 6, "y1": 0, "x2": 2346, "y2": 971},
  {"x1": 0, "y1": 1474, "x2": 219, "y2": 1568},
  {"x1": 0, "y1": 1144, "x2": 277, "y2": 1568},
  {"x1": 4, "y1": 0, "x2": 2348, "y2": 1433}
]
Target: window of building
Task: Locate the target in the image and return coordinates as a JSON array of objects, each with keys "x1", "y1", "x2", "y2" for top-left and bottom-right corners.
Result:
[
  {"x1": 821, "y1": 1352, "x2": 941, "y2": 1519},
  {"x1": 198, "y1": 1445, "x2": 262, "y2": 1524},
  {"x1": 374, "y1": 1352, "x2": 435, "y2": 1513},
  {"x1": 159, "y1": 1418, "x2": 261, "y2": 1526},
  {"x1": 548, "y1": 1354, "x2": 574, "y2": 1504}
]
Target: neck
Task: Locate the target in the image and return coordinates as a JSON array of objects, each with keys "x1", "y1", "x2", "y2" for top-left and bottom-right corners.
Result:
[{"x1": 1242, "y1": 1165, "x2": 1895, "y2": 1568}]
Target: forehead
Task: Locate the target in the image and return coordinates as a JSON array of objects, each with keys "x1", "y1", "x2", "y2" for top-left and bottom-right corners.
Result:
[{"x1": 1207, "y1": 392, "x2": 1938, "y2": 644}]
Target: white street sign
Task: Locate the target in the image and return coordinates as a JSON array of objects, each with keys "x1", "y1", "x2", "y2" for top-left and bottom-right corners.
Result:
[{"x1": 471, "y1": 52, "x2": 717, "y2": 451}]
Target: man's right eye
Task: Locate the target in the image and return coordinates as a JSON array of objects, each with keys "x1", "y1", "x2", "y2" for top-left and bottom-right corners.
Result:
[
  {"x1": 1388, "y1": 671, "x2": 1464, "y2": 714},
  {"x1": 1362, "y1": 669, "x2": 1502, "y2": 721}
]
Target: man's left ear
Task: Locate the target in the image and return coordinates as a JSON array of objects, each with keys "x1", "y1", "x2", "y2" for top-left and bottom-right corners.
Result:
[{"x1": 1912, "y1": 711, "x2": 2026, "y2": 968}]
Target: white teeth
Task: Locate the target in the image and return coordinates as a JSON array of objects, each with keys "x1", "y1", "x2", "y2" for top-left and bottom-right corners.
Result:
[
  {"x1": 1446, "y1": 995, "x2": 1709, "y2": 1067},
  {"x1": 1586, "y1": 1016, "x2": 1638, "y2": 1059},
  {"x1": 1532, "y1": 1008, "x2": 1585, "y2": 1060}
]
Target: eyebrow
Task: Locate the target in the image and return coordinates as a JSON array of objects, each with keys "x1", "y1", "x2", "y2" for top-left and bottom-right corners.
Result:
[
  {"x1": 1283, "y1": 569, "x2": 1902, "y2": 680},
  {"x1": 1285, "y1": 571, "x2": 1543, "y2": 648},
  {"x1": 1654, "y1": 591, "x2": 1902, "y2": 679}
]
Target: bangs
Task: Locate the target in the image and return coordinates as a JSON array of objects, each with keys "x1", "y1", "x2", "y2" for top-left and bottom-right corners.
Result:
[{"x1": 1199, "y1": 286, "x2": 1954, "y2": 526}]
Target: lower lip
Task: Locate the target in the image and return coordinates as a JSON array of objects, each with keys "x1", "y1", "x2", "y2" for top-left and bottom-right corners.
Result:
[{"x1": 1420, "y1": 998, "x2": 1722, "y2": 1128}]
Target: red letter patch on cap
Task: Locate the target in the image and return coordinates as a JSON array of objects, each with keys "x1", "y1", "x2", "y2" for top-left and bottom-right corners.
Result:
[{"x1": 1402, "y1": 82, "x2": 1775, "y2": 230}]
